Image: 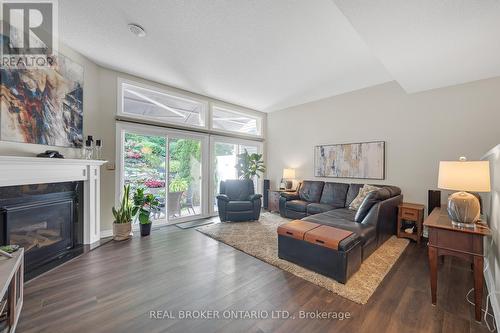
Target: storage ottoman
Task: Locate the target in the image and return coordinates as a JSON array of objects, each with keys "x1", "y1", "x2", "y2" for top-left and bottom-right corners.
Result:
[{"x1": 277, "y1": 220, "x2": 362, "y2": 284}]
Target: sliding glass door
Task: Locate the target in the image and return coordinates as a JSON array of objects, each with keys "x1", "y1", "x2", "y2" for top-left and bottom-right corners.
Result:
[
  {"x1": 118, "y1": 124, "x2": 263, "y2": 223},
  {"x1": 210, "y1": 136, "x2": 264, "y2": 214},
  {"x1": 118, "y1": 123, "x2": 208, "y2": 225},
  {"x1": 123, "y1": 132, "x2": 167, "y2": 223},
  {"x1": 167, "y1": 137, "x2": 203, "y2": 220}
]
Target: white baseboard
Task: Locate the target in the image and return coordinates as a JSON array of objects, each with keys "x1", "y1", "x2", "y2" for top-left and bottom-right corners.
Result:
[
  {"x1": 100, "y1": 229, "x2": 113, "y2": 238},
  {"x1": 485, "y1": 268, "x2": 500, "y2": 328}
]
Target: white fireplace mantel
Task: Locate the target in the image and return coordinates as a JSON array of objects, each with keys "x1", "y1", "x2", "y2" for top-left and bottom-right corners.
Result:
[{"x1": 0, "y1": 156, "x2": 107, "y2": 245}]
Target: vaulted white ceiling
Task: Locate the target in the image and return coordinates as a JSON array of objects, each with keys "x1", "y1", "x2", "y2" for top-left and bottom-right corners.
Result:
[
  {"x1": 59, "y1": 0, "x2": 500, "y2": 112},
  {"x1": 333, "y1": 0, "x2": 500, "y2": 93},
  {"x1": 58, "y1": 0, "x2": 391, "y2": 112}
]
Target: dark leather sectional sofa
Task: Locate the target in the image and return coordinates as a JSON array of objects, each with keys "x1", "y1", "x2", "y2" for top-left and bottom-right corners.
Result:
[{"x1": 279, "y1": 181, "x2": 402, "y2": 260}]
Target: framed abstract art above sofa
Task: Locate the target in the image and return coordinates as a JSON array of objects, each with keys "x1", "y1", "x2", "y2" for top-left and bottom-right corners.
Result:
[
  {"x1": 314, "y1": 141, "x2": 385, "y2": 180},
  {"x1": 0, "y1": 51, "x2": 84, "y2": 148}
]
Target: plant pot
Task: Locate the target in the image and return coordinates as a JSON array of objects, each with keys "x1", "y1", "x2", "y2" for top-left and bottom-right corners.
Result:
[
  {"x1": 140, "y1": 223, "x2": 152, "y2": 236},
  {"x1": 113, "y1": 222, "x2": 132, "y2": 241}
]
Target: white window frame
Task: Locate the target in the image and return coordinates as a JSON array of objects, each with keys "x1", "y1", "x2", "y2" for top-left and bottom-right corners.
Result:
[
  {"x1": 117, "y1": 78, "x2": 209, "y2": 130},
  {"x1": 209, "y1": 102, "x2": 264, "y2": 138},
  {"x1": 116, "y1": 78, "x2": 267, "y2": 221},
  {"x1": 209, "y1": 135, "x2": 264, "y2": 216},
  {"x1": 116, "y1": 122, "x2": 210, "y2": 224}
]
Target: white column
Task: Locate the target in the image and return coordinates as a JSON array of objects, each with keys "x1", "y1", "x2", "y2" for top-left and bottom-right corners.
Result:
[{"x1": 84, "y1": 165, "x2": 101, "y2": 244}]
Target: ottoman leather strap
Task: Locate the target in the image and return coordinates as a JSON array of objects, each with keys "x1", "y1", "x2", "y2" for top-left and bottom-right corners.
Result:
[
  {"x1": 304, "y1": 225, "x2": 353, "y2": 250},
  {"x1": 277, "y1": 220, "x2": 320, "y2": 240}
]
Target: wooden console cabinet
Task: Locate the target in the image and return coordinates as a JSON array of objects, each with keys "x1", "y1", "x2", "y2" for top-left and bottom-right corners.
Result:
[
  {"x1": 424, "y1": 207, "x2": 490, "y2": 321},
  {"x1": 0, "y1": 249, "x2": 24, "y2": 333}
]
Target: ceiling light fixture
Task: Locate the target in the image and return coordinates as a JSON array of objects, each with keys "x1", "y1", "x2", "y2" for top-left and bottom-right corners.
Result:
[{"x1": 128, "y1": 23, "x2": 146, "y2": 37}]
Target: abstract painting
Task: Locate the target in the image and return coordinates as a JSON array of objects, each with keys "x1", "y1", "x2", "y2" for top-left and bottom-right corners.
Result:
[
  {"x1": 314, "y1": 141, "x2": 385, "y2": 179},
  {"x1": 0, "y1": 52, "x2": 83, "y2": 147}
]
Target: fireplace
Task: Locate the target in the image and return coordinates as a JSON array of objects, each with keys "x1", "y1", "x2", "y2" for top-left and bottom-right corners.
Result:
[{"x1": 0, "y1": 182, "x2": 84, "y2": 280}]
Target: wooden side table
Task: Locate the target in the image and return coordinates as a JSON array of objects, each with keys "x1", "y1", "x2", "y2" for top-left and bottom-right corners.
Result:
[
  {"x1": 424, "y1": 207, "x2": 491, "y2": 321},
  {"x1": 397, "y1": 202, "x2": 425, "y2": 244}
]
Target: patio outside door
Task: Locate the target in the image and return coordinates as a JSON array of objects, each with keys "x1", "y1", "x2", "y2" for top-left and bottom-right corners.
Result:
[{"x1": 118, "y1": 123, "x2": 208, "y2": 225}]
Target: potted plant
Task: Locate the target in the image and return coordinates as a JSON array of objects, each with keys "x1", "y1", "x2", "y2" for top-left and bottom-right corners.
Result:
[
  {"x1": 236, "y1": 149, "x2": 266, "y2": 182},
  {"x1": 112, "y1": 185, "x2": 133, "y2": 241},
  {"x1": 132, "y1": 187, "x2": 160, "y2": 236}
]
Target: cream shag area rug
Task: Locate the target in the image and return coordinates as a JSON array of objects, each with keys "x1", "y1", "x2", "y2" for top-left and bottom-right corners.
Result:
[{"x1": 197, "y1": 212, "x2": 409, "y2": 304}]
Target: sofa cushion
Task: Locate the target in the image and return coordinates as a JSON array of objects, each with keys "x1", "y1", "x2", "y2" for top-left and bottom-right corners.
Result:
[
  {"x1": 226, "y1": 201, "x2": 253, "y2": 211},
  {"x1": 307, "y1": 203, "x2": 334, "y2": 215},
  {"x1": 349, "y1": 184, "x2": 379, "y2": 210},
  {"x1": 354, "y1": 188, "x2": 391, "y2": 222},
  {"x1": 320, "y1": 208, "x2": 357, "y2": 221},
  {"x1": 320, "y1": 182, "x2": 349, "y2": 208},
  {"x1": 345, "y1": 184, "x2": 364, "y2": 207},
  {"x1": 298, "y1": 181, "x2": 324, "y2": 203},
  {"x1": 286, "y1": 200, "x2": 309, "y2": 212}
]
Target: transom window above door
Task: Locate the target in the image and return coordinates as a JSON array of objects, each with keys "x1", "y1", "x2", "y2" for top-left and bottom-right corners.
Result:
[
  {"x1": 118, "y1": 79, "x2": 265, "y2": 138},
  {"x1": 119, "y1": 81, "x2": 208, "y2": 128},
  {"x1": 211, "y1": 105, "x2": 262, "y2": 136}
]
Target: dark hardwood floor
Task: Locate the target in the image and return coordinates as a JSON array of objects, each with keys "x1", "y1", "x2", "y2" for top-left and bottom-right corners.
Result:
[{"x1": 18, "y1": 224, "x2": 494, "y2": 333}]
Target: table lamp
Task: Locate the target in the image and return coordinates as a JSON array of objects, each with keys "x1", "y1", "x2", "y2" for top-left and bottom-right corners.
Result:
[
  {"x1": 280, "y1": 168, "x2": 296, "y2": 190},
  {"x1": 437, "y1": 157, "x2": 491, "y2": 227}
]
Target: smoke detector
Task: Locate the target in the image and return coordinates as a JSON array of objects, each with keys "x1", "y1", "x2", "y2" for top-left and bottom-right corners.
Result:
[{"x1": 128, "y1": 23, "x2": 146, "y2": 37}]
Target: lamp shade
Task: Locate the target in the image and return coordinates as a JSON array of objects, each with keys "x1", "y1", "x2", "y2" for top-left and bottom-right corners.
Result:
[
  {"x1": 438, "y1": 161, "x2": 491, "y2": 192},
  {"x1": 282, "y1": 168, "x2": 295, "y2": 179}
]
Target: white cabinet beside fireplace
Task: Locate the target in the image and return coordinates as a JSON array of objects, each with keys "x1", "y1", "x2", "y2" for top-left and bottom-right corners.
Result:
[{"x1": 0, "y1": 156, "x2": 107, "y2": 245}]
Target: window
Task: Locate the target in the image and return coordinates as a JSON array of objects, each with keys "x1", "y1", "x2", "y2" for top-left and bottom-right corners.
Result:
[
  {"x1": 119, "y1": 81, "x2": 208, "y2": 128},
  {"x1": 210, "y1": 136, "x2": 263, "y2": 214},
  {"x1": 118, "y1": 79, "x2": 265, "y2": 138},
  {"x1": 211, "y1": 105, "x2": 262, "y2": 136},
  {"x1": 117, "y1": 122, "x2": 209, "y2": 225},
  {"x1": 117, "y1": 80, "x2": 266, "y2": 221}
]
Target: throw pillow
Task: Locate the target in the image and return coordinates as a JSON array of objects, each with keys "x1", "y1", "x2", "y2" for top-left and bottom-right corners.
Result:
[{"x1": 349, "y1": 184, "x2": 379, "y2": 211}]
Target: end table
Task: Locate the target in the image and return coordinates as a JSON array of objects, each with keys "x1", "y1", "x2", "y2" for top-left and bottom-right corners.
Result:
[{"x1": 397, "y1": 202, "x2": 425, "y2": 244}]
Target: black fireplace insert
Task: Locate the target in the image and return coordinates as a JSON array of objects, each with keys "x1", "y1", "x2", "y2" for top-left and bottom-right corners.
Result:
[{"x1": 0, "y1": 182, "x2": 84, "y2": 280}]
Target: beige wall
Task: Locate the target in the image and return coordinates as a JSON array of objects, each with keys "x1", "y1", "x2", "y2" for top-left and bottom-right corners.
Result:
[
  {"x1": 267, "y1": 79, "x2": 500, "y2": 209},
  {"x1": 1, "y1": 46, "x2": 265, "y2": 234},
  {"x1": 0, "y1": 43, "x2": 100, "y2": 159},
  {"x1": 95, "y1": 68, "x2": 265, "y2": 233},
  {"x1": 3, "y1": 43, "x2": 499, "y2": 236},
  {"x1": 0, "y1": 43, "x2": 116, "y2": 231}
]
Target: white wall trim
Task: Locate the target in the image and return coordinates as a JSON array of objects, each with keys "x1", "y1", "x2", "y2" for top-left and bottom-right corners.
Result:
[
  {"x1": 100, "y1": 229, "x2": 113, "y2": 238},
  {"x1": 485, "y1": 268, "x2": 500, "y2": 329}
]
